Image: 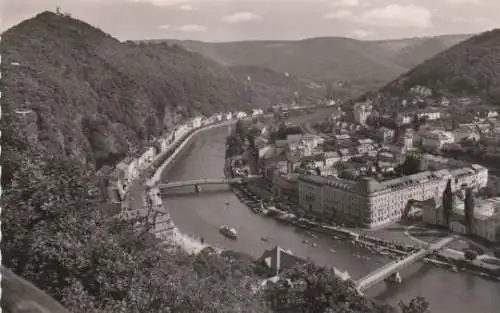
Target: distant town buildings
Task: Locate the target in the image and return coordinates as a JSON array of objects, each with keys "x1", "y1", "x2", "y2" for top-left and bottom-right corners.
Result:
[{"x1": 409, "y1": 85, "x2": 433, "y2": 98}]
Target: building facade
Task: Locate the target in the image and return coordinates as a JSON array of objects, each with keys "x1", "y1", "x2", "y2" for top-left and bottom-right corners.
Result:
[
  {"x1": 421, "y1": 130, "x2": 455, "y2": 150},
  {"x1": 423, "y1": 197, "x2": 500, "y2": 243},
  {"x1": 353, "y1": 101, "x2": 372, "y2": 125},
  {"x1": 297, "y1": 164, "x2": 488, "y2": 228}
]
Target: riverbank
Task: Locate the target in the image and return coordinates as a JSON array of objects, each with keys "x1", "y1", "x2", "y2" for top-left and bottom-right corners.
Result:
[
  {"x1": 231, "y1": 181, "x2": 500, "y2": 281},
  {"x1": 145, "y1": 120, "x2": 237, "y2": 254}
]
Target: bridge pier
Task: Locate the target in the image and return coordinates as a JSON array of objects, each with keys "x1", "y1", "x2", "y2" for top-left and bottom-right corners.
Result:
[
  {"x1": 384, "y1": 272, "x2": 402, "y2": 284},
  {"x1": 194, "y1": 185, "x2": 201, "y2": 193}
]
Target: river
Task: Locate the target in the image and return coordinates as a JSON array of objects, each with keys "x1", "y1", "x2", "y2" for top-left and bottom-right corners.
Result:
[{"x1": 162, "y1": 126, "x2": 500, "y2": 313}]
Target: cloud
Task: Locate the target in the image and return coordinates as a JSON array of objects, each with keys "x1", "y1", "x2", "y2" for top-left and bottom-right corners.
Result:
[
  {"x1": 324, "y1": 9, "x2": 353, "y2": 19},
  {"x1": 349, "y1": 29, "x2": 373, "y2": 38},
  {"x1": 179, "y1": 4, "x2": 195, "y2": 10},
  {"x1": 222, "y1": 12, "x2": 261, "y2": 24},
  {"x1": 445, "y1": 0, "x2": 481, "y2": 4},
  {"x1": 329, "y1": 0, "x2": 360, "y2": 7},
  {"x1": 176, "y1": 24, "x2": 206, "y2": 32},
  {"x1": 130, "y1": 0, "x2": 191, "y2": 6},
  {"x1": 360, "y1": 4, "x2": 432, "y2": 28},
  {"x1": 158, "y1": 24, "x2": 172, "y2": 29},
  {"x1": 450, "y1": 16, "x2": 495, "y2": 26}
]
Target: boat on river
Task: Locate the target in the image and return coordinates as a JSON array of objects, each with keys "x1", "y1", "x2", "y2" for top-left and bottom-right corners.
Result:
[{"x1": 219, "y1": 225, "x2": 237, "y2": 239}]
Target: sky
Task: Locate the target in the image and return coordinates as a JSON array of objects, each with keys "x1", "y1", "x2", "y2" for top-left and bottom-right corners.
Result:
[{"x1": 1, "y1": 0, "x2": 499, "y2": 42}]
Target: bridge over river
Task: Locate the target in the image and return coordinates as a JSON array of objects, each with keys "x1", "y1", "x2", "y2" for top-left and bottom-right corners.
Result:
[
  {"x1": 355, "y1": 235, "x2": 458, "y2": 293},
  {"x1": 157, "y1": 175, "x2": 262, "y2": 192}
]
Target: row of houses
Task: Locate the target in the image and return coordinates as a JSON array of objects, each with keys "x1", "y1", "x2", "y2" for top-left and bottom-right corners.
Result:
[
  {"x1": 110, "y1": 113, "x2": 226, "y2": 199},
  {"x1": 109, "y1": 107, "x2": 267, "y2": 202}
]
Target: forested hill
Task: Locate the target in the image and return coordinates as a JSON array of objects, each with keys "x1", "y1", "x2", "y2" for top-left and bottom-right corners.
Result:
[
  {"x1": 379, "y1": 29, "x2": 500, "y2": 103},
  {"x1": 157, "y1": 34, "x2": 470, "y2": 97},
  {"x1": 1, "y1": 11, "x2": 322, "y2": 173}
]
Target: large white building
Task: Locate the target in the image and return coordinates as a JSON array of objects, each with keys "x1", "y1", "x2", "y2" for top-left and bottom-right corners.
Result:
[
  {"x1": 137, "y1": 147, "x2": 156, "y2": 170},
  {"x1": 299, "y1": 134, "x2": 325, "y2": 157},
  {"x1": 421, "y1": 130, "x2": 455, "y2": 150},
  {"x1": 115, "y1": 156, "x2": 140, "y2": 193},
  {"x1": 353, "y1": 101, "x2": 372, "y2": 125},
  {"x1": 190, "y1": 116, "x2": 204, "y2": 129},
  {"x1": 297, "y1": 164, "x2": 488, "y2": 228}
]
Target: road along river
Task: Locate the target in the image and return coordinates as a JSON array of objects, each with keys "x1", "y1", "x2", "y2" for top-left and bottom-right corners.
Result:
[{"x1": 162, "y1": 125, "x2": 500, "y2": 313}]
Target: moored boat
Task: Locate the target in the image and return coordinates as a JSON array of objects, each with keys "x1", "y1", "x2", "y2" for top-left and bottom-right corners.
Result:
[{"x1": 219, "y1": 225, "x2": 237, "y2": 239}]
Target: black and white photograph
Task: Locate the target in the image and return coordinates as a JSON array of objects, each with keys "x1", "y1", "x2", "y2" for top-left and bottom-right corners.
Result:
[{"x1": 1, "y1": 0, "x2": 500, "y2": 312}]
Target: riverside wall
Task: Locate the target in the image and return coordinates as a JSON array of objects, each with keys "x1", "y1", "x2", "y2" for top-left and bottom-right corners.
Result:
[
  {"x1": 145, "y1": 120, "x2": 236, "y2": 254},
  {"x1": 109, "y1": 118, "x2": 236, "y2": 253}
]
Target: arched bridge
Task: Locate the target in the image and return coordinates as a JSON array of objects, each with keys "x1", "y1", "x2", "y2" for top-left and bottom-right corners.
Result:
[
  {"x1": 158, "y1": 175, "x2": 262, "y2": 191},
  {"x1": 355, "y1": 235, "x2": 458, "y2": 293}
]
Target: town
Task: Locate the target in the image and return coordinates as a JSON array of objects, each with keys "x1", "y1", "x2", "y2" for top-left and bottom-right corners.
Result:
[
  {"x1": 226, "y1": 91, "x2": 500, "y2": 251},
  {"x1": 107, "y1": 97, "x2": 499, "y2": 294}
]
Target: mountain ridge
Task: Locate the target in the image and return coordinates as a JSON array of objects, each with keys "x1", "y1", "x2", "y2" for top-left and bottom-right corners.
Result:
[
  {"x1": 144, "y1": 34, "x2": 472, "y2": 97},
  {"x1": 377, "y1": 28, "x2": 500, "y2": 104},
  {"x1": 1, "y1": 11, "x2": 323, "y2": 172}
]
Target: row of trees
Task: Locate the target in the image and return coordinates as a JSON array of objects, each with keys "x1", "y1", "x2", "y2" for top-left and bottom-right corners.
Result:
[{"x1": 442, "y1": 180, "x2": 475, "y2": 234}]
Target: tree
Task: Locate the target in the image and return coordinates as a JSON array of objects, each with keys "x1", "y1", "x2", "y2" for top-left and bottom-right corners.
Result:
[
  {"x1": 399, "y1": 296, "x2": 430, "y2": 313},
  {"x1": 464, "y1": 188, "x2": 475, "y2": 234},
  {"x1": 276, "y1": 122, "x2": 288, "y2": 140},
  {"x1": 315, "y1": 167, "x2": 322, "y2": 176},
  {"x1": 265, "y1": 263, "x2": 395, "y2": 313},
  {"x1": 442, "y1": 179, "x2": 453, "y2": 226},
  {"x1": 396, "y1": 154, "x2": 421, "y2": 176},
  {"x1": 464, "y1": 249, "x2": 478, "y2": 262}
]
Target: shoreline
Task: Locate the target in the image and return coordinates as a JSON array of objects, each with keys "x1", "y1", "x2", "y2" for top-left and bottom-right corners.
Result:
[
  {"x1": 231, "y1": 183, "x2": 500, "y2": 281},
  {"x1": 146, "y1": 121, "x2": 235, "y2": 255}
]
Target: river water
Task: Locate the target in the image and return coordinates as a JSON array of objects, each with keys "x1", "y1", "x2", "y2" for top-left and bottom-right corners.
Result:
[{"x1": 163, "y1": 126, "x2": 500, "y2": 313}]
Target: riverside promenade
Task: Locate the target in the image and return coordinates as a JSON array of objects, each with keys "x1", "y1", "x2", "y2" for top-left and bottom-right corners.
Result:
[{"x1": 121, "y1": 119, "x2": 237, "y2": 252}]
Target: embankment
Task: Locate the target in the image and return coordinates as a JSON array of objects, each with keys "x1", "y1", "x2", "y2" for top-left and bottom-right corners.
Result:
[{"x1": 146, "y1": 120, "x2": 236, "y2": 254}]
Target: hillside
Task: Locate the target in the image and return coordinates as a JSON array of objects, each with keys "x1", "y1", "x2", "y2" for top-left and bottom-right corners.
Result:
[
  {"x1": 153, "y1": 34, "x2": 470, "y2": 97},
  {"x1": 1, "y1": 11, "x2": 323, "y2": 173},
  {"x1": 373, "y1": 34, "x2": 472, "y2": 69},
  {"x1": 379, "y1": 29, "x2": 500, "y2": 103}
]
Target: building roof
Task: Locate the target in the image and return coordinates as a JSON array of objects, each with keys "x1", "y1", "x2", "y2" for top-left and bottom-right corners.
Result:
[
  {"x1": 259, "y1": 145, "x2": 274, "y2": 159},
  {"x1": 275, "y1": 140, "x2": 288, "y2": 148},
  {"x1": 259, "y1": 246, "x2": 305, "y2": 274},
  {"x1": 286, "y1": 134, "x2": 302, "y2": 145},
  {"x1": 299, "y1": 174, "x2": 327, "y2": 186},
  {"x1": 301, "y1": 154, "x2": 324, "y2": 162},
  {"x1": 358, "y1": 177, "x2": 385, "y2": 194},
  {"x1": 297, "y1": 164, "x2": 483, "y2": 196}
]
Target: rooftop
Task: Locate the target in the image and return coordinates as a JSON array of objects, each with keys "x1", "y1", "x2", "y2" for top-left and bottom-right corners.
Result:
[{"x1": 298, "y1": 163, "x2": 485, "y2": 196}]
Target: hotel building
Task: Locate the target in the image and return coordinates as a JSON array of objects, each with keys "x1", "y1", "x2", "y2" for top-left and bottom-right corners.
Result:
[{"x1": 298, "y1": 164, "x2": 488, "y2": 228}]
